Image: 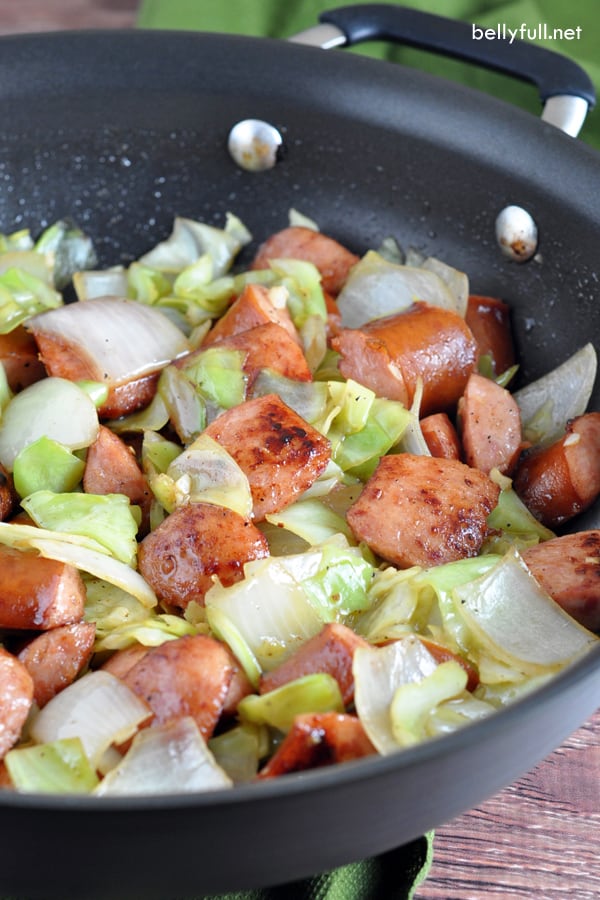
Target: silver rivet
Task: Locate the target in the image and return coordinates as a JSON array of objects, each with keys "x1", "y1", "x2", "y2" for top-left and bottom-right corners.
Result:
[
  {"x1": 495, "y1": 205, "x2": 538, "y2": 262},
  {"x1": 227, "y1": 119, "x2": 284, "y2": 172}
]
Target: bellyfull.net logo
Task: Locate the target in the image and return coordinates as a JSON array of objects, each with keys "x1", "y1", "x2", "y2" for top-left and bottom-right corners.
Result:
[{"x1": 472, "y1": 23, "x2": 582, "y2": 44}]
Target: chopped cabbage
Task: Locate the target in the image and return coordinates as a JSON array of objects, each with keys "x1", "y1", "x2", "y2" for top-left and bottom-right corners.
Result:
[
  {"x1": 22, "y1": 490, "x2": 140, "y2": 566},
  {"x1": 238, "y1": 674, "x2": 345, "y2": 732},
  {"x1": 5, "y1": 738, "x2": 99, "y2": 795}
]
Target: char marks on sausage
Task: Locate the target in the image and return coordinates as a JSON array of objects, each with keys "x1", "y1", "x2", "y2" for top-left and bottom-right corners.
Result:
[
  {"x1": 346, "y1": 454, "x2": 500, "y2": 568},
  {"x1": 0, "y1": 545, "x2": 86, "y2": 630},
  {"x1": 204, "y1": 393, "x2": 331, "y2": 521},
  {"x1": 256, "y1": 712, "x2": 376, "y2": 778},
  {"x1": 138, "y1": 501, "x2": 269, "y2": 608},
  {"x1": 522, "y1": 530, "x2": 600, "y2": 632}
]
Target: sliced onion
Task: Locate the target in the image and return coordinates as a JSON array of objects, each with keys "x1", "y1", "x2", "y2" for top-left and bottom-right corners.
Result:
[
  {"x1": 337, "y1": 251, "x2": 460, "y2": 328},
  {"x1": 421, "y1": 256, "x2": 469, "y2": 317},
  {"x1": 453, "y1": 549, "x2": 599, "y2": 674},
  {"x1": 94, "y1": 717, "x2": 233, "y2": 796},
  {"x1": 353, "y1": 637, "x2": 438, "y2": 754},
  {"x1": 288, "y1": 208, "x2": 319, "y2": 231},
  {"x1": 72, "y1": 266, "x2": 128, "y2": 301},
  {"x1": 30, "y1": 671, "x2": 151, "y2": 770},
  {"x1": 26, "y1": 296, "x2": 191, "y2": 386},
  {"x1": 205, "y1": 557, "x2": 324, "y2": 672},
  {"x1": 0, "y1": 377, "x2": 99, "y2": 471},
  {"x1": 27, "y1": 537, "x2": 157, "y2": 609},
  {"x1": 514, "y1": 343, "x2": 597, "y2": 447}
]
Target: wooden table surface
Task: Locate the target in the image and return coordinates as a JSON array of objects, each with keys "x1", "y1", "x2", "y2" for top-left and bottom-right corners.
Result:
[{"x1": 1, "y1": 3, "x2": 599, "y2": 898}]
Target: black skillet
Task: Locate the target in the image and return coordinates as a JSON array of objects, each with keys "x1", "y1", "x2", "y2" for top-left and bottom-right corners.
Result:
[{"x1": 0, "y1": 6, "x2": 598, "y2": 898}]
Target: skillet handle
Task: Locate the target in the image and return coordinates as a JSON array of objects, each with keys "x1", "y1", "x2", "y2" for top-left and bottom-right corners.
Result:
[{"x1": 292, "y1": 3, "x2": 595, "y2": 138}]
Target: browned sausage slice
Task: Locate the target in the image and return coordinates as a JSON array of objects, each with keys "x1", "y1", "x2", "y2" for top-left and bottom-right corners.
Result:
[
  {"x1": 522, "y1": 531, "x2": 600, "y2": 632},
  {"x1": 97, "y1": 373, "x2": 159, "y2": 420},
  {"x1": 513, "y1": 412, "x2": 600, "y2": 528},
  {"x1": 122, "y1": 634, "x2": 234, "y2": 740},
  {"x1": 251, "y1": 226, "x2": 359, "y2": 296},
  {"x1": 329, "y1": 328, "x2": 409, "y2": 406},
  {"x1": 0, "y1": 545, "x2": 86, "y2": 630},
  {"x1": 221, "y1": 647, "x2": 254, "y2": 717},
  {"x1": 420, "y1": 412, "x2": 462, "y2": 460},
  {"x1": 332, "y1": 301, "x2": 479, "y2": 416},
  {"x1": 138, "y1": 501, "x2": 270, "y2": 608},
  {"x1": 17, "y1": 622, "x2": 96, "y2": 708},
  {"x1": 206, "y1": 322, "x2": 312, "y2": 387},
  {"x1": 0, "y1": 464, "x2": 18, "y2": 522},
  {"x1": 464, "y1": 294, "x2": 516, "y2": 376},
  {"x1": 204, "y1": 393, "x2": 331, "y2": 521},
  {"x1": 101, "y1": 644, "x2": 149, "y2": 680},
  {"x1": 103, "y1": 640, "x2": 251, "y2": 718},
  {"x1": 0, "y1": 326, "x2": 46, "y2": 392},
  {"x1": 0, "y1": 647, "x2": 34, "y2": 759},
  {"x1": 418, "y1": 638, "x2": 480, "y2": 691},
  {"x1": 457, "y1": 372, "x2": 523, "y2": 475},
  {"x1": 259, "y1": 623, "x2": 370, "y2": 706},
  {"x1": 346, "y1": 454, "x2": 500, "y2": 568},
  {"x1": 257, "y1": 712, "x2": 376, "y2": 778},
  {"x1": 201, "y1": 282, "x2": 299, "y2": 347},
  {"x1": 324, "y1": 290, "x2": 342, "y2": 339},
  {"x1": 83, "y1": 425, "x2": 152, "y2": 533}
]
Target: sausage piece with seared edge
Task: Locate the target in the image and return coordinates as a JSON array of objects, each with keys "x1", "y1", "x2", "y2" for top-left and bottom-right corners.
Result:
[
  {"x1": 522, "y1": 530, "x2": 600, "y2": 632},
  {"x1": 17, "y1": 622, "x2": 96, "y2": 708},
  {"x1": 204, "y1": 393, "x2": 331, "y2": 522},
  {"x1": 0, "y1": 648, "x2": 34, "y2": 759},
  {"x1": 122, "y1": 634, "x2": 234, "y2": 740},
  {"x1": 458, "y1": 372, "x2": 523, "y2": 475},
  {"x1": 514, "y1": 412, "x2": 600, "y2": 528},
  {"x1": 347, "y1": 454, "x2": 500, "y2": 569},
  {"x1": 0, "y1": 545, "x2": 86, "y2": 630},
  {"x1": 332, "y1": 302, "x2": 479, "y2": 416},
  {"x1": 138, "y1": 502, "x2": 269, "y2": 609}
]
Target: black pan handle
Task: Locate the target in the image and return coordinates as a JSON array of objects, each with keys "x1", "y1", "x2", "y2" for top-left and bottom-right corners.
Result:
[{"x1": 292, "y1": 3, "x2": 595, "y2": 137}]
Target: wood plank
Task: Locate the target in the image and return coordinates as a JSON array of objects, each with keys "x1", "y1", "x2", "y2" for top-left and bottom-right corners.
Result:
[{"x1": 418, "y1": 710, "x2": 600, "y2": 898}]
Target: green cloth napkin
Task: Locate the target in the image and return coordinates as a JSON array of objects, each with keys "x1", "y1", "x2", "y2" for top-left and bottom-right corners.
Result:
[{"x1": 137, "y1": 0, "x2": 599, "y2": 151}]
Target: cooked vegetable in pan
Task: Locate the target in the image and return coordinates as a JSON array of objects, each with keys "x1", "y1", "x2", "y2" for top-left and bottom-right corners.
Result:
[{"x1": 0, "y1": 211, "x2": 598, "y2": 795}]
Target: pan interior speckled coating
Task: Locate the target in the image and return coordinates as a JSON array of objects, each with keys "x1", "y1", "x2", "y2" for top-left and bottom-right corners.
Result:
[{"x1": 0, "y1": 29, "x2": 598, "y2": 899}]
